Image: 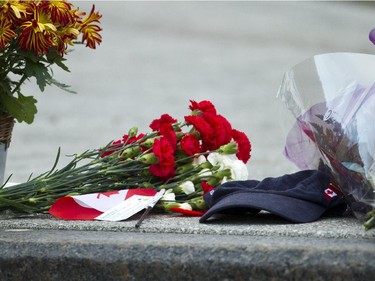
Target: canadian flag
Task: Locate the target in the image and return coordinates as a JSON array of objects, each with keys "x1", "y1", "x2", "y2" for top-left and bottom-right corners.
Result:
[
  {"x1": 49, "y1": 188, "x2": 158, "y2": 220},
  {"x1": 323, "y1": 183, "x2": 341, "y2": 201}
]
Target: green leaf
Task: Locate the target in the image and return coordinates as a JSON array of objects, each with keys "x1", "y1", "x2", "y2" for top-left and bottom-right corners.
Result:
[
  {"x1": 54, "y1": 56, "x2": 70, "y2": 72},
  {"x1": 0, "y1": 93, "x2": 37, "y2": 124},
  {"x1": 47, "y1": 77, "x2": 76, "y2": 94},
  {"x1": 17, "y1": 49, "x2": 47, "y2": 64},
  {"x1": 46, "y1": 49, "x2": 70, "y2": 72},
  {"x1": 24, "y1": 59, "x2": 52, "y2": 92}
]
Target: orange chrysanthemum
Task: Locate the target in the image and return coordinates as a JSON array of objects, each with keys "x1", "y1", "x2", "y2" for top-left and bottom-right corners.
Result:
[
  {"x1": 0, "y1": 18, "x2": 15, "y2": 48},
  {"x1": 78, "y1": 5, "x2": 102, "y2": 49},
  {"x1": 18, "y1": 3, "x2": 57, "y2": 54},
  {"x1": 54, "y1": 25, "x2": 79, "y2": 54},
  {"x1": 39, "y1": 0, "x2": 75, "y2": 25},
  {"x1": 0, "y1": 0, "x2": 28, "y2": 24},
  {"x1": 0, "y1": 0, "x2": 102, "y2": 123}
]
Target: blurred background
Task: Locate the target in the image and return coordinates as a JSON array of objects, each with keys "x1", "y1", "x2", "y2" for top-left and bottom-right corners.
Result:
[{"x1": 6, "y1": 1, "x2": 375, "y2": 182}]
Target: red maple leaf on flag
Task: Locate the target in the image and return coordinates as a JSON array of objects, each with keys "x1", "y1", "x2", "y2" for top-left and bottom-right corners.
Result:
[{"x1": 96, "y1": 190, "x2": 120, "y2": 199}]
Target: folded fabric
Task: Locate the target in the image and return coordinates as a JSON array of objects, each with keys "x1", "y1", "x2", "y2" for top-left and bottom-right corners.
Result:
[
  {"x1": 49, "y1": 188, "x2": 158, "y2": 220},
  {"x1": 199, "y1": 170, "x2": 348, "y2": 223}
]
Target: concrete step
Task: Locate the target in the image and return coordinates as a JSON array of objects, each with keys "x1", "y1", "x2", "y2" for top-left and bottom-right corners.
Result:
[{"x1": 0, "y1": 214, "x2": 374, "y2": 280}]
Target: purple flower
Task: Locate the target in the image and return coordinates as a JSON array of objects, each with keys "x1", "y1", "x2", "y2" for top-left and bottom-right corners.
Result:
[{"x1": 369, "y1": 28, "x2": 375, "y2": 45}]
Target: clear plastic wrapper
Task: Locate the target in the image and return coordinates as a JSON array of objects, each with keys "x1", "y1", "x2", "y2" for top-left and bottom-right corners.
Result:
[{"x1": 277, "y1": 53, "x2": 375, "y2": 220}]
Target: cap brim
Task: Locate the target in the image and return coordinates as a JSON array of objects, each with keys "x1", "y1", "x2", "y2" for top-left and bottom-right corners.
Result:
[{"x1": 199, "y1": 191, "x2": 326, "y2": 223}]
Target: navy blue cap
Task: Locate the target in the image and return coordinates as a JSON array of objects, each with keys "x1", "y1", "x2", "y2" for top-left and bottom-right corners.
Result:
[{"x1": 199, "y1": 170, "x2": 348, "y2": 223}]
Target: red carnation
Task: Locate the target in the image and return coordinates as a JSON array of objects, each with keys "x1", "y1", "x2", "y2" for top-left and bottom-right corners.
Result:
[
  {"x1": 122, "y1": 133, "x2": 145, "y2": 144},
  {"x1": 149, "y1": 114, "x2": 177, "y2": 131},
  {"x1": 159, "y1": 123, "x2": 178, "y2": 151},
  {"x1": 201, "y1": 181, "x2": 215, "y2": 194},
  {"x1": 203, "y1": 112, "x2": 232, "y2": 149},
  {"x1": 185, "y1": 112, "x2": 233, "y2": 151},
  {"x1": 122, "y1": 133, "x2": 148, "y2": 152},
  {"x1": 180, "y1": 133, "x2": 201, "y2": 156},
  {"x1": 231, "y1": 129, "x2": 251, "y2": 163},
  {"x1": 189, "y1": 100, "x2": 216, "y2": 115},
  {"x1": 184, "y1": 115, "x2": 215, "y2": 151},
  {"x1": 149, "y1": 138, "x2": 176, "y2": 181},
  {"x1": 149, "y1": 114, "x2": 178, "y2": 151},
  {"x1": 100, "y1": 140, "x2": 122, "y2": 158}
]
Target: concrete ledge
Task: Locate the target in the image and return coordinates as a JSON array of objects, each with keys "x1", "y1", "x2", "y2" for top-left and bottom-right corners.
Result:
[
  {"x1": 0, "y1": 214, "x2": 374, "y2": 280},
  {"x1": 0, "y1": 213, "x2": 374, "y2": 239},
  {"x1": 0, "y1": 229, "x2": 374, "y2": 281}
]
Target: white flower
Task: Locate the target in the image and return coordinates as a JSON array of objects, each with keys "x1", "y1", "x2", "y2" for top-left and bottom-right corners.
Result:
[
  {"x1": 225, "y1": 158, "x2": 248, "y2": 180},
  {"x1": 161, "y1": 189, "x2": 176, "y2": 201},
  {"x1": 178, "y1": 202, "x2": 192, "y2": 210},
  {"x1": 192, "y1": 155, "x2": 207, "y2": 166},
  {"x1": 199, "y1": 168, "x2": 213, "y2": 177},
  {"x1": 175, "y1": 181, "x2": 195, "y2": 195},
  {"x1": 207, "y1": 152, "x2": 222, "y2": 167},
  {"x1": 207, "y1": 152, "x2": 248, "y2": 180}
]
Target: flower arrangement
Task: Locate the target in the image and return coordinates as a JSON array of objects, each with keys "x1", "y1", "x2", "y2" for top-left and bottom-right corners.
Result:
[
  {"x1": 294, "y1": 111, "x2": 375, "y2": 230},
  {"x1": 279, "y1": 53, "x2": 375, "y2": 230},
  {"x1": 0, "y1": 0, "x2": 102, "y2": 124},
  {"x1": 0, "y1": 100, "x2": 251, "y2": 215}
]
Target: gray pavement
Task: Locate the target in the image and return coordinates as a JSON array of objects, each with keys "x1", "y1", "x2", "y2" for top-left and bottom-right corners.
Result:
[{"x1": 1, "y1": 2, "x2": 375, "y2": 280}]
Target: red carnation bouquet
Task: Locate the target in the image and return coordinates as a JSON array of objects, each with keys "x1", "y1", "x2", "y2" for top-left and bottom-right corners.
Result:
[{"x1": 0, "y1": 100, "x2": 251, "y2": 215}]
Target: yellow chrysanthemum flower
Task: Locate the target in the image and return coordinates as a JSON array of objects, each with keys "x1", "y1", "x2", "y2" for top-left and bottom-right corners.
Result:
[
  {"x1": 40, "y1": 0, "x2": 75, "y2": 25},
  {"x1": 18, "y1": 3, "x2": 57, "y2": 54},
  {"x1": 0, "y1": 18, "x2": 15, "y2": 48},
  {"x1": 0, "y1": 0, "x2": 28, "y2": 20},
  {"x1": 55, "y1": 26, "x2": 79, "y2": 54},
  {"x1": 78, "y1": 5, "x2": 102, "y2": 49},
  {"x1": 0, "y1": 0, "x2": 102, "y2": 124}
]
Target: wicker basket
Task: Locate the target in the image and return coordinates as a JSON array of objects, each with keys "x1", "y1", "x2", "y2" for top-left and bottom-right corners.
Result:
[{"x1": 0, "y1": 113, "x2": 15, "y2": 148}]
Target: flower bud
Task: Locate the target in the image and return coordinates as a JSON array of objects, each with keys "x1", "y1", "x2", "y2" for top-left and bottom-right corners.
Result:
[
  {"x1": 158, "y1": 201, "x2": 193, "y2": 213},
  {"x1": 175, "y1": 131, "x2": 185, "y2": 141},
  {"x1": 214, "y1": 168, "x2": 232, "y2": 179},
  {"x1": 66, "y1": 192, "x2": 81, "y2": 197},
  {"x1": 206, "y1": 176, "x2": 222, "y2": 187},
  {"x1": 139, "y1": 153, "x2": 158, "y2": 164},
  {"x1": 142, "y1": 137, "x2": 158, "y2": 148},
  {"x1": 188, "y1": 196, "x2": 208, "y2": 210},
  {"x1": 120, "y1": 146, "x2": 141, "y2": 159},
  {"x1": 198, "y1": 168, "x2": 213, "y2": 177},
  {"x1": 28, "y1": 198, "x2": 38, "y2": 204},
  {"x1": 198, "y1": 161, "x2": 213, "y2": 170},
  {"x1": 176, "y1": 163, "x2": 195, "y2": 175},
  {"x1": 218, "y1": 142, "x2": 238, "y2": 155},
  {"x1": 157, "y1": 202, "x2": 180, "y2": 212},
  {"x1": 140, "y1": 182, "x2": 154, "y2": 188},
  {"x1": 172, "y1": 122, "x2": 183, "y2": 132},
  {"x1": 127, "y1": 127, "x2": 138, "y2": 138}
]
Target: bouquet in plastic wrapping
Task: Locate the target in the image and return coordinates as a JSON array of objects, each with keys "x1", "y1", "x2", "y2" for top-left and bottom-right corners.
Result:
[{"x1": 277, "y1": 53, "x2": 375, "y2": 230}]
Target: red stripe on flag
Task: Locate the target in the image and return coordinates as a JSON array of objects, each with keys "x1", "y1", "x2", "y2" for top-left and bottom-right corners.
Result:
[{"x1": 49, "y1": 196, "x2": 102, "y2": 220}]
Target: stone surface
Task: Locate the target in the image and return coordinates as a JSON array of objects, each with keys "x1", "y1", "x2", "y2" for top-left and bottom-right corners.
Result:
[
  {"x1": 0, "y1": 227, "x2": 374, "y2": 281},
  {"x1": 0, "y1": 214, "x2": 374, "y2": 280},
  {"x1": 0, "y1": 213, "x2": 374, "y2": 239}
]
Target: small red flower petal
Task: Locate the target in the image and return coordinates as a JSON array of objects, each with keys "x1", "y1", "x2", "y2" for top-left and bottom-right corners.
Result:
[{"x1": 169, "y1": 207, "x2": 206, "y2": 216}]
